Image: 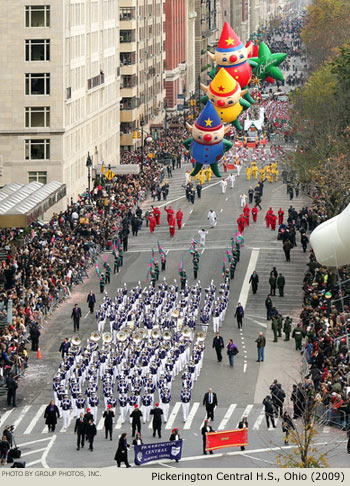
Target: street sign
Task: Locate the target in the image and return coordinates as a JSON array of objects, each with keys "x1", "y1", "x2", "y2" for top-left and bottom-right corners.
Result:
[{"x1": 105, "y1": 169, "x2": 114, "y2": 180}]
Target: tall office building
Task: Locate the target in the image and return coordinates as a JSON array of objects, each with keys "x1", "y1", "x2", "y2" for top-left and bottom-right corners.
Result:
[
  {"x1": 194, "y1": 0, "x2": 218, "y2": 86},
  {"x1": 164, "y1": 0, "x2": 186, "y2": 109},
  {"x1": 185, "y1": 0, "x2": 197, "y2": 99},
  {"x1": 0, "y1": 1, "x2": 121, "y2": 202},
  {"x1": 119, "y1": 0, "x2": 166, "y2": 151}
]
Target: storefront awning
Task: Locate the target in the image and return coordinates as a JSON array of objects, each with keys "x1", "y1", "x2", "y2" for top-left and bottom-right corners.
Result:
[{"x1": 0, "y1": 181, "x2": 66, "y2": 228}]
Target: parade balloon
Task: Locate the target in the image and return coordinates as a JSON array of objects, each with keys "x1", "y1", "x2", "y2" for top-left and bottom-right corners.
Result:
[
  {"x1": 249, "y1": 42, "x2": 286, "y2": 83},
  {"x1": 200, "y1": 68, "x2": 250, "y2": 130},
  {"x1": 310, "y1": 203, "x2": 350, "y2": 267},
  {"x1": 183, "y1": 101, "x2": 232, "y2": 178},
  {"x1": 208, "y1": 22, "x2": 256, "y2": 104}
]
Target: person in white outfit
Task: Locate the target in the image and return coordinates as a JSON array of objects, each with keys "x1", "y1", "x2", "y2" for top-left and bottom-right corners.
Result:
[
  {"x1": 185, "y1": 172, "x2": 191, "y2": 185},
  {"x1": 236, "y1": 163, "x2": 242, "y2": 176},
  {"x1": 208, "y1": 210, "x2": 217, "y2": 228},
  {"x1": 240, "y1": 193, "x2": 247, "y2": 208},
  {"x1": 198, "y1": 228, "x2": 208, "y2": 247},
  {"x1": 220, "y1": 178, "x2": 227, "y2": 194},
  {"x1": 228, "y1": 173, "x2": 235, "y2": 189}
]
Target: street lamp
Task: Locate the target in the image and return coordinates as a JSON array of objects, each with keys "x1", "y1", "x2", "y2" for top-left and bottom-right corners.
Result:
[{"x1": 86, "y1": 152, "x2": 93, "y2": 199}]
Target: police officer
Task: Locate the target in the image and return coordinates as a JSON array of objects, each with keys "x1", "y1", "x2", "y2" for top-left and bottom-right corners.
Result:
[{"x1": 283, "y1": 316, "x2": 292, "y2": 341}]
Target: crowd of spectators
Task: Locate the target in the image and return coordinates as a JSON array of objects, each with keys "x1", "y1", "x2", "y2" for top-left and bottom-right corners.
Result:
[
  {"x1": 296, "y1": 191, "x2": 350, "y2": 430},
  {"x1": 0, "y1": 112, "x2": 190, "y2": 387}
]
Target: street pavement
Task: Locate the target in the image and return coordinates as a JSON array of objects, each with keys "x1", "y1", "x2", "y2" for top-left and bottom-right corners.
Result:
[{"x1": 1, "y1": 155, "x2": 348, "y2": 468}]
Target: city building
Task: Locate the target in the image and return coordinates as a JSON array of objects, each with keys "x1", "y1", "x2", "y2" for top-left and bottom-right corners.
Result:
[
  {"x1": 164, "y1": 0, "x2": 186, "y2": 110},
  {"x1": 0, "y1": 1, "x2": 121, "y2": 203},
  {"x1": 119, "y1": 0, "x2": 166, "y2": 151},
  {"x1": 185, "y1": 0, "x2": 197, "y2": 99},
  {"x1": 194, "y1": 0, "x2": 218, "y2": 86}
]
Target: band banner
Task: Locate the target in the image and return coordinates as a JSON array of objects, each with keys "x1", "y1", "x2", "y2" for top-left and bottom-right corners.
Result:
[
  {"x1": 134, "y1": 439, "x2": 183, "y2": 465},
  {"x1": 205, "y1": 429, "x2": 248, "y2": 451}
]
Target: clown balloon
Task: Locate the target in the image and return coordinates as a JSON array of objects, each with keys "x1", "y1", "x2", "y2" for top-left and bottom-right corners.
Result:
[
  {"x1": 183, "y1": 101, "x2": 232, "y2": 178},
  {"x1": 200, "y1": 68, "x2": 250, "y2": 130}
]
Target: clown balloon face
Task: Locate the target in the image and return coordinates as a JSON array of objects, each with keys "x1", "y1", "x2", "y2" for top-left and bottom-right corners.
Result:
[
  {"x1": 191, "y1": 123, "x2": 226, "y2": 145},
  {"x1": 213, "y1": 45, "x2": 249, "y2": 67}
]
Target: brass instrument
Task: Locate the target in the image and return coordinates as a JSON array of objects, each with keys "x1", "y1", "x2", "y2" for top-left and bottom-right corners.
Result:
[
  {"x1": 89, "y1": 331, "x2": 101, "y2": 342},
  {"x1": 196, "y1": 330, "x2": 206, "y2": 342},
  {"x1": 182, "y1": 326, "x2": 192, "y2": 339},
  {"x1": 162, "y1": 330, "x2": 172, "y2": 341},
  {"x1": 117, "y1": 330, "x2": 128, "y2": 342},
  {"x1": 102, "y1": 332, "x2": 112, "y2": 343},
  {"x1": 71, "y1": 335, "x2": 81, "y2": 346},
  {"x1": 151, "y1": 328, "x2": 161, "y2": 340},
  {"x1": 132, "y1": 331, "x2": 143, "y2": 344}
]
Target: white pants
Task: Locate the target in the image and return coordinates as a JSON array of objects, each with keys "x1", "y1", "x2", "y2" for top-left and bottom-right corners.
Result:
[
  {"x1": 76, "y1": 407, "x2": 84, "y2": 418},
  {"x1": 182, "y1": 402, "x2": 190, "y2": 422},
  {"x1": 98, "y1": 320, "x2": 105, "y2": 334},
  {"x1": 90, "y1": 406, "x2": 98, "y2": 423},
  {"x1": 72, "y1": 399, "x2": 77, "y2": 417},
  {"x1": 142, "y1": 405, "x2": 151, "y2": 423},
  {"x1": 200, "y1": 236, "x2": 206, "y2": 247},
  {"x1": 120, "y1": 406, "x2": 127, "y2": 423},
  {"x1": 62, "y1": 410, "x2": 70, "y2": 429},
  {"x1": 161, "y1": 403, "x2": 170, "y2": 422},
  {"x1": 213, "y1": 317, "x2": 220, "y2": 333},
  {"x1": 208, "y1": 217, "x2": 216, "y2": 228}
]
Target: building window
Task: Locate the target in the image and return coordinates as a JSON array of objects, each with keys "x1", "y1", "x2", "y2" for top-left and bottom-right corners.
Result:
[
  {"x1": 28, "y1": 171, "x2": 47, "y2": 184},
  {"x1": 25, "y1": 39, "x2": 50, "y2": 61},
  {"x1": 25, "y1": 6, "x2": 50, "y2": 27},
  {"x1": 120, "y1": 30, "x2": 135, "y2": 43},
  {"x1": 25, "y1": 139, "x2": 50, "y2": 160},
  {"x1": 25, "y1": 107, "x2": 50, "y2": 127},
  {"x1": 25, "y1": 73, "x2": 50, "y2": 95}
]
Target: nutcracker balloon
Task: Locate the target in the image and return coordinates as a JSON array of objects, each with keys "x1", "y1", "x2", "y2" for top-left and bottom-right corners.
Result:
[
  {"x1": 208, "y1": 22, "x2": 256, "y2": 104},
  {"x1": 183, "y1": 101, "x2": 232, "y2": 178},
  {"x1": 200, "y1": 68, "x2": 250, "y2": 130}
]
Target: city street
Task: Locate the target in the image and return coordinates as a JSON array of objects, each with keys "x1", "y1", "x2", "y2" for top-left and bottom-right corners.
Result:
[{"x1": 1, "y1": 154, "x2": 348, "y2": 468}]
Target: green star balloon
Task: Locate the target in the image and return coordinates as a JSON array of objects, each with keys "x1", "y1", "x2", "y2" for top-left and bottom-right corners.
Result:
[{"x1": 249, "y1": 42, "x2": 287, "y2": 82}]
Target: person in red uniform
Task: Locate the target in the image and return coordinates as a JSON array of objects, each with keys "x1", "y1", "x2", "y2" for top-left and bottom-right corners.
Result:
[
  {"x1": 278, "y1": 208, "x2": 284, "y2": 225},
  {"x1": 270, "y1": 213, "x2": 277, "y2": 231},
  {"x1": 176, "y1": 209, "x2": 183, "y2": 230},
  {"x1": 164, "y1": 206, "x2": 174, "y2": 224},
  {"x1": 146, "y1": 215, "x2": 156, "y2": 233},
  {"x1": 265, "y1": 207, "x2": 273, "y2": 228},
  {"x1": 237, "y1": 214, "x2": 245, "y2": 234},
  {"x1": 153, "y1": 206, "x2": 161, "y2": 226},
  {"x1": 169, "y1": 216, "x2": 176, "y2": 238},
  {"x1": 252, "y1": 205, "x2": 258, "y2": 223},
  {"x1": 243, "y1": 204, "x2": 250, "y2": 227}
]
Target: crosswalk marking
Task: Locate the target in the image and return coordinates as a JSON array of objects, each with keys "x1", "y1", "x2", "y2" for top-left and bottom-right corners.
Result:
[
  {"x1": 24, "y1": 404, "x2": 46, "y2": 435},
  {"x1": 253, "y1": 408, "x2": 265, "y2": 430},
  {"x1": 13, "y1": 405, "x2": 31, "y2": 429},
  {"x1": 165, "y1": 402, "x2": 181, "y2": 430},
  {"x1": 184, "y1": 402, "x2": 200, "y2": 430},
  {"x1": 236, "y1": 404, "x2": 254, "y2": 427},
  {"x1": 218, "y1": 404, "x2": 236, "y2": 430},
  {"x1": 0, "y1": 409, "x2": 14, "y2": 427}
]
